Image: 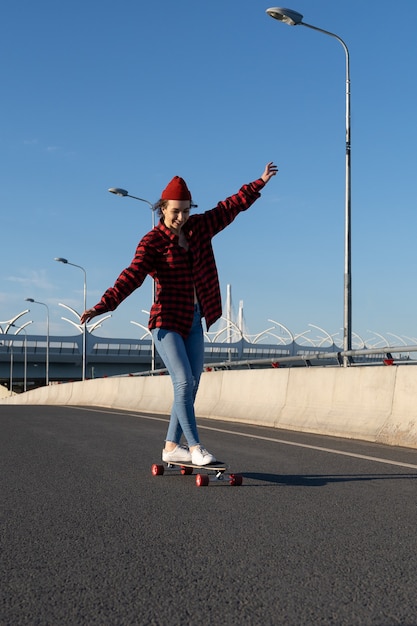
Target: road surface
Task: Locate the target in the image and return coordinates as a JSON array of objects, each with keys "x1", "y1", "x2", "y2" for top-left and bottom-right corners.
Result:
[{"x1": 2, "y1": 405, "x2": 417, "y2": 625}]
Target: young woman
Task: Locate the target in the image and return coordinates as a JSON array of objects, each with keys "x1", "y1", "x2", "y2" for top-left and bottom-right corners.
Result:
[{"x1": 81, "y1": 162, "x2": 278, "y2": 465}]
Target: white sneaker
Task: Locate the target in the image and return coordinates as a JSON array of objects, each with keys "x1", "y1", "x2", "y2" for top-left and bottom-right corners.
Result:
[
  {"x1": 191, "y1": 445, "x2": 216, "y2": 466},
  {"x1": 162, "y1": 444, "x2": 192, "y2": 463}
]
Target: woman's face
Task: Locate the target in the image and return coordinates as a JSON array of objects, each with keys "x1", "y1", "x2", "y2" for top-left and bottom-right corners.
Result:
[{"x1": 161, "y1": 200, "x2": 191, "y2": 234}]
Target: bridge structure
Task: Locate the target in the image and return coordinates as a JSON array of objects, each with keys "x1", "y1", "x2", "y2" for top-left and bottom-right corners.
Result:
[
  {"x1": 3, "y1": 283, "x2": 417, "y2": 392},
  {"x1": 1, "y1": 323, "x2": 416, "y2": 394}
]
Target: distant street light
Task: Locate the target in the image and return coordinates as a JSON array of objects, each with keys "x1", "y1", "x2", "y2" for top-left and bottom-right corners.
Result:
[
  {"x1": 12, "y1": 321, "x2": 33, "y2": 392},
  {"x1": 1, "y1": 310, "x2": 29, "y2": 395},
  {"x1": 8, "y1": 338, "x2": 13, "y2": 397},
  {"x1": 108, "y1": 187, "x2": 156, "y2": 371},
  {"x1": 54, "y1": 257, "x2": 87, "y2": 380},
  {"x1": 266, "y1": 7, "x2": 352, "y2": 366},
  {"x1": 25, "y1": 298, "x2": 50, "y2": 385},
  {"x1": 108, "y1": 188, "x2": 156, "y2": 227},
  {"x1": 1, "y1": 310, "x2": 30, "y2": 334}
]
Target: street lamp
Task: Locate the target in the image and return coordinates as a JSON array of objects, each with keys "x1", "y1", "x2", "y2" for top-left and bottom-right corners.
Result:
[
  {"x1": 1, "y1": 309, "x2": 30, "y2": 334},
  {"x1": 266, "y1": 7, "x2": 352, "y2": 366},
  {"x1": 108, "y1": 187, "x2": 156, "y2": 371},
  {"x1": 1, "y1": 310, "x2": 29, "y2": 395},
  {"x1": 25, "y1": 298, "x2": 50, "y2": 385},
  {"x1": 12, "y1": 321, "x2": 33, "y2": 392},
  {"x1": 108, "y1": 188, "x2": 156, "y2": 228},
  {"x1": 54, "y1": 257, "x2": 87, "y2": 380}
]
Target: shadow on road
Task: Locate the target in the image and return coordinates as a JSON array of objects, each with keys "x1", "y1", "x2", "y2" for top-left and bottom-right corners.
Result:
[{"x1": 242, "y1": 472, "x2": 417, "y2": 487}]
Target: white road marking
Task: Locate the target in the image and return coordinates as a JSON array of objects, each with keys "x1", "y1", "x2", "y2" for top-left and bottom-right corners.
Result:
[{"x1": 71, "y1": 406, "x2": 417, "y2": 470}]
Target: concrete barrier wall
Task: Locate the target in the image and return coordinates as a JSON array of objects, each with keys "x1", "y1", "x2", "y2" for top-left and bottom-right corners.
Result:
[{"x1": 1, "y1": 366, "x2": 416, "y2": 449}]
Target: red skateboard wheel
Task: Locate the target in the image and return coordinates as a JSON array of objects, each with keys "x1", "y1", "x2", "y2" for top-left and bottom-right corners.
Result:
[
  {"x1": 151, "y1": 464, "x2": 164, "y2": 476},
  {"x1": 196, "y1": 473, "x2": 209, "y2": 487},
  {"x1": 229, "y1": 473, "x2": 243, "y2": 486}
]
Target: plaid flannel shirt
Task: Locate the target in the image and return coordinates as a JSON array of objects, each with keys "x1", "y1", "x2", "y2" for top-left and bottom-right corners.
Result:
[{"x1": 93, "y1": 177, "x2": 265, "y2": 338}]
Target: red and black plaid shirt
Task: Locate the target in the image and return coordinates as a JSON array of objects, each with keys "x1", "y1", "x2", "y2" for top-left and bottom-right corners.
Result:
[{"x1": 93, "y1": 177, "x2": 265, "y2": 338}]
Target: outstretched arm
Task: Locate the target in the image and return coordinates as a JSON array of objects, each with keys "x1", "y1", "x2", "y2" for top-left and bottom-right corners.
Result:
[{"x1": 261, "y1": 161, "x2": 279, "y2": 183}]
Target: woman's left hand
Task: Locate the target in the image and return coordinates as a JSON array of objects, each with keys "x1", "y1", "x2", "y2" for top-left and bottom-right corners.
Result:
[{"x1": 261, "y1": 162, "x2": 278, "y2": 183}]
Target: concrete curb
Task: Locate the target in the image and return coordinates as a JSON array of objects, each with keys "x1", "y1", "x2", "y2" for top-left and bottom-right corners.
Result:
[{"x1": 1, "y1": 366, "x2": 416, "y2": 449}]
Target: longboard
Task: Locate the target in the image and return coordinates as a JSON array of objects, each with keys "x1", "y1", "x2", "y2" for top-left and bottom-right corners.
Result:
[{"x1": 151, "y1": 460, "x2": 243, "y2": 487}]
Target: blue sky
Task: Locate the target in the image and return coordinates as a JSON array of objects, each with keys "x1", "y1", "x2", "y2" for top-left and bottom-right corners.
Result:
[{"x1": 1, "y1": 0, "x2": 416, "y2": 347}]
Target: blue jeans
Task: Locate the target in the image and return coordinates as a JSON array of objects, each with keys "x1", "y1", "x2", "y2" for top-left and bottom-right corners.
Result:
[{"x1": 151, "y1": 304, "x2": 204, "y2": 447}]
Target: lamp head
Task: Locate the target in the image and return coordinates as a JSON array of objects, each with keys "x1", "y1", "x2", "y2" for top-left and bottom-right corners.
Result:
[
  {"x1": 25, "y1": 298, "x2": 35, "y2": 303},
  {"x1": 108, "y1": 187, "x2": 128, "y2": 197},
  {"x1": 54, "y1": 257, "x2": 68, "y2": 264},
  {"x1": 266, "y1": 7, "x2": 304, "y2": 25}
]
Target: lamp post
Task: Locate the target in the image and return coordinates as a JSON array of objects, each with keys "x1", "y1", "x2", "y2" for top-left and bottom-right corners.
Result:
[
  {"x1": 25, "y1": 298, "x2": 50, "y2": 385},
  {"x1": 1, "y1": 310, "x2": 29, "y2": 395},
  {"x1": 54, "y1": 257, "x2": 87, "y2": 380},
  {"x1": 266, "y1": 7, "x2": 352, "y2": 366},
  {"x1": 12, "y1": 321, "x2": 33, "y2": 392},
  {"x1": 8, "y1": 337, "x2": 13, "y2": 396},
  {"x1": 1, "y1": 309, "x2": 30, "y2": 334},
  {"x1": 108, "y1": 187, "x2": 156, "y2": 371},
  {"x1": 108, "y1": 188, "x2": 156, "y2": 229}
]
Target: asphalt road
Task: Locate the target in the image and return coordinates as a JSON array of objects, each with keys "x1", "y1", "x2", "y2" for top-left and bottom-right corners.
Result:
[{"x1": 2, "y1": 405, "x2": 417, "y2": 626}]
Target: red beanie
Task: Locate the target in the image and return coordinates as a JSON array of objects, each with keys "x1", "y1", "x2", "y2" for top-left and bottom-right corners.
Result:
[{"x1": 161, "y1": 176, "x2": 191, "y2": 201}]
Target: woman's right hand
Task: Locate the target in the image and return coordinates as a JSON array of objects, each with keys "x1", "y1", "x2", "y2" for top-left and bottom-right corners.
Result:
[{"x1": 80, "y1": 308, "x2": 100, "y2": 324}]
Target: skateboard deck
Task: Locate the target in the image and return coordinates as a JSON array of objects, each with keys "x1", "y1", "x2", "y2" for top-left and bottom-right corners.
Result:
[
  {"x1": 166, "y1": 460, "x2": 227, "y2": 472},
  {"x1": 151, "y1": 460, "x2": 242, "y2": 487}
]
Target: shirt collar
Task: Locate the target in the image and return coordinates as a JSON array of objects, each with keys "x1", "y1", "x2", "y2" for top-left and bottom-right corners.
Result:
[
  {"x1": 156, "y1": 219, "x2": 178, "y2": 241},
  {"x1": 157, "y1": 219, "x2": 193, "y2": 241}
]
